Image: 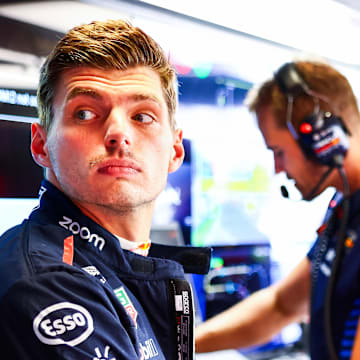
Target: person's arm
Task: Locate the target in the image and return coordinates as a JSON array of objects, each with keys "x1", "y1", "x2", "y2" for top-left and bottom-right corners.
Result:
[
  {"x1": 195, "y1": 256, "x2": 311, "y2": 353},
  {"x1": 0, "y1": 270, "x2": 141, "y2": 359}
]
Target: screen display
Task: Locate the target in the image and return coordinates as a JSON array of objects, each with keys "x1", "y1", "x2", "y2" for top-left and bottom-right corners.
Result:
[
  {"x1": 0, "y1": 88, "x2": 42, "y2": 235},
  {"x1": 204, "y1": 244, "x2": 271, "y2": 319},
  {"x1": 0, "y1": 119, "x2": 43, "y2": 198}
]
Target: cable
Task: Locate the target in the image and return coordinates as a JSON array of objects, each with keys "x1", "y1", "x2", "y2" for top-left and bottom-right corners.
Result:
[
  {"x1": 303, "y1": 166, "x2": 335, "y2": 201},
  {"x1": 324, "y1": 166, "x2": 350, "y2": 360}
]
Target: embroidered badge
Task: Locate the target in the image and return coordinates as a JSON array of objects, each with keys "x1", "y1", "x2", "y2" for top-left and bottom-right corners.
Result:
[{"x1": 114, "y1": 287, "x2": 138, "y2": 328}]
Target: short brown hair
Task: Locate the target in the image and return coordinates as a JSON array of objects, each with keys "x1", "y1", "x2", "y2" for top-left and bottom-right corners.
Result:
[
  {"x1": 247, "y1": 61, "x2": 359, "y2": 131},
  {"x1": 37, "y1": 19, "x2": 177, "y2": 132}
]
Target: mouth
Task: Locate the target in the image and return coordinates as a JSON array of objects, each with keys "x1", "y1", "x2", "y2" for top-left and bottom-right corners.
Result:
[{"x1": 96, "y1": 158, "x2": 141, "y2": 176}]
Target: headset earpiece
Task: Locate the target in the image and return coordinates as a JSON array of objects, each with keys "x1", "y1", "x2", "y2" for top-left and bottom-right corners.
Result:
[
  {"x1": 274, "y1": 62, "x2": 349, "y2": 167},
  {"x1": 297, "y1": 111, "x2": 349, "y2": 167}
]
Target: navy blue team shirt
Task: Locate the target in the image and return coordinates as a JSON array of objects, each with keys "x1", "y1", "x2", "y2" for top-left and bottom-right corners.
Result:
[
  {"x1": 0, "y1": 180, "x2": 210, "y2": 359},
  {"x1": 308, "y1": 189, "x2": 360, "y2": 360}
]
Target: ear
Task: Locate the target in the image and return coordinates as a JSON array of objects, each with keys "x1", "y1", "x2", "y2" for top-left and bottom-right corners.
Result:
[
  {"x1": 31, "y1": 123, "x2": 51, "y2": 168},
  {"x1": 168, "y1": 128, "x2": 185, "y2": 173}
]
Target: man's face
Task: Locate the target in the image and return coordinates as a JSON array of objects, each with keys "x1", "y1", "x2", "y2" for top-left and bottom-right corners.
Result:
[
  {"x1": 258, "y1": 106, "x2": 329, "y2": 200},
  {"x1": 33, "y1": 66, "x2": 183, "y2": 213}
]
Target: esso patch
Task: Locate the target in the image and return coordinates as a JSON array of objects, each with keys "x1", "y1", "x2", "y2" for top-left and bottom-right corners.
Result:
[{"x1": 33, "y1": 302, "x2": 94, "y2": 346}]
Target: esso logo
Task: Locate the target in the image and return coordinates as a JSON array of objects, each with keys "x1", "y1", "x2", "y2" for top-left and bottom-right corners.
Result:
[{"x1": 33, "y1": 302, "x2": 94, "y2": 346}]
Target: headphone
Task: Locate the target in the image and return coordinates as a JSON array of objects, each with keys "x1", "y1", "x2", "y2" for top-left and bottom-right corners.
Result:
[{"x1": 274, "y1": 62, "x2": 349, "y2": 168}]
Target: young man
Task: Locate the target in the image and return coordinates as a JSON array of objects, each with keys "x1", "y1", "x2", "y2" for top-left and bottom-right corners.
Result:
[
  {"x1": 195, "y1": 61, "x2": 360, "y2": 360},
  {"x1": 0, "y1": 19, "x2": 210, "y2": 359}
]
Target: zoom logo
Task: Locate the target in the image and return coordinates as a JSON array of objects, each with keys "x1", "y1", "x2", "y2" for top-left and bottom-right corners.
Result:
[
  {"x1": 33, "y1": 302, "x2": 94, "y2": 346},
  {"x1": 59, "y1": 215, "x2": 106, "y2": 251}
]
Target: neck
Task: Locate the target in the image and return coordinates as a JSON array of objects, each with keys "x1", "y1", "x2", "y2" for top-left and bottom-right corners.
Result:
[
  {"x1": 45, "y1": 174, "x2": 155, "y2": 243},
  {"x1": 73, "y1": 200, "x2": 154, "y2": 243}
]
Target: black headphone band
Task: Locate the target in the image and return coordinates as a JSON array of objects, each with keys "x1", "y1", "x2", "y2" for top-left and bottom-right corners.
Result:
[{"x1": 274, "y1": 62, "x2": 310, "y2": 97}]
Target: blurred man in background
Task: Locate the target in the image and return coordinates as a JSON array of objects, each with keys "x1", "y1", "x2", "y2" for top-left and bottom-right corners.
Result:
[{"x1": 196, "y1": 61, "x2": 360, "y2": 360}]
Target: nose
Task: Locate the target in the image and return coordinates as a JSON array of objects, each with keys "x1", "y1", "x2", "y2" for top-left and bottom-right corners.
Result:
[{"x1": 104, "y1": 110, "x2": 131, "y2": 151}]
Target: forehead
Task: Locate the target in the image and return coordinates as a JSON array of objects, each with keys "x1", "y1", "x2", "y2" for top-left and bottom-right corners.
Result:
[
  {"x1": 54, "y1": 65, "x2": 166, "y2": 105},
  {"x1": 257, "y1": 106, "x2": 292, "y2": 149}
]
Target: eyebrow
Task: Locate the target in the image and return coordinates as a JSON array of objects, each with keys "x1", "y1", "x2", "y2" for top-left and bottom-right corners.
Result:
[
  {"x1": 66, "y1": 88, "x2": 103, "y2": 102},
  {"x1": 65, "y1": 88, "x2": 163, "y2": 107},
  {"x1": 129, "y1": 93, "x2": 163, "y2": 108}
]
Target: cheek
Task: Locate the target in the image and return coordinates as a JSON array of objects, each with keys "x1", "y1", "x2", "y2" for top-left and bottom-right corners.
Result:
[
  {"x1": 48, "y1": 132, "x2": 85, "y2": 168},
  {"x1": 151, "y1": 148, "x2": 171, "y2": 173},
  {"x1": 158, "y1": 140, "x2": 173, "y2": 167},
  {"x1": 145, "y1": 132, "x2": 172, "y2": 160}
]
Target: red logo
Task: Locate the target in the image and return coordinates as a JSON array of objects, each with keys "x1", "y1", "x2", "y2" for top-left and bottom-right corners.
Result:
[{"x1": 62, "y1": 235, "x2": 74, "y2": 265}]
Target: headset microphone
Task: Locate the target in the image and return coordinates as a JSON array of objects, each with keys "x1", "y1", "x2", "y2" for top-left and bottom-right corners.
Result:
[{"x1": 280, "y1": 185, "x2": 289, "y2": 198}]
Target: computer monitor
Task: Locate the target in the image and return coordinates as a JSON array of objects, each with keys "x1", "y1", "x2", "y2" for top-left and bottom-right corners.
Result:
[
  {"x1": 201, "y1": 244, "x2": 304, "y2": 358},
  {"x1": 0, "y1": 88, "x2": 42, "y2": 236},
  {"x1": 204, "y1": 244, "x2": 271, "y2": 319},
  {"x1": 0, "y1": 119, "x2": 43, "y2": 198}
]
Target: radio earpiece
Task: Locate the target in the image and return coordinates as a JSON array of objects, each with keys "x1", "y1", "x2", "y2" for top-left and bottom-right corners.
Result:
[{"x1": 274, "y1": 62, "x2": 349, "y2": 168}]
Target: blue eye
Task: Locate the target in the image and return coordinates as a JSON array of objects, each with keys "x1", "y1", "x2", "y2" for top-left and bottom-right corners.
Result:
[
  {"x1": 77, "y1": 110, "x2": 94, "y2": 121},
  {"x1": 133, "y1": 113, "x2": 154, "y2": 124}
]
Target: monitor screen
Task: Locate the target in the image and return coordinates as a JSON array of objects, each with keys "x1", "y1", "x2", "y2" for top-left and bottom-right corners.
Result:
[
  {"x1": 0, "y1": 117, "x2": 42, "y2": 236},
  {"x1": 204, "y1": 244, "x2": 271, "y2": 319},
  {"x1": 0, "y1": 119, "x2": 43, "y2": 198},
  {"x1": 201, "y1": 244, "x2": 303, "y2": 357}
]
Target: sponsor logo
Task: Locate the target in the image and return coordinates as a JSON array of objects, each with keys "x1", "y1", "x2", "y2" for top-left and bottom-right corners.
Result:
[
  {"x1": 93, "y1": 345, "x2": 116, "y2": 360},
  {"x1": 139, "y1": 339, "x2": 159, "y2": 359},
  {"x1": 182, "y1": 291, "x2": 190, "y2": 315},
  {"x1": 114, "y1": 287, "x2": 138, "y2": 328},
  {"x1": 33, "y1": 302, "x2": 94, "y2": 346},
  {"x1": 82, "y1": 266, "x2": 106, "y2": 284},
  {"x1": 59, "y1": 215, "x2": 105, "y2": 251},
  {"x1": 62, "y1": 235, "x2": 74, "y2": 265}
]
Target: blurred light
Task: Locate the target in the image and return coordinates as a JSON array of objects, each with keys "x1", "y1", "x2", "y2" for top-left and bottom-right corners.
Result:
[
  {"x1": 193, "y1": 63, "x2": 212, "y2": 79},
  {"x1": 139, "y1": 0, "x2": 360, "y2": 68},
  {"x1": 211, "y1": 257, "x2": 224, "y2": 269},
  {"x1": 175, "y1": 63, "x2": 192, "y2": 75}
]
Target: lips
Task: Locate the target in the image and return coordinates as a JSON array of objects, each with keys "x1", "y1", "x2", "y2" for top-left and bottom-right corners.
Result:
[{"x1": 96, "y1": 159, "x2": 141, "y2": 175}]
